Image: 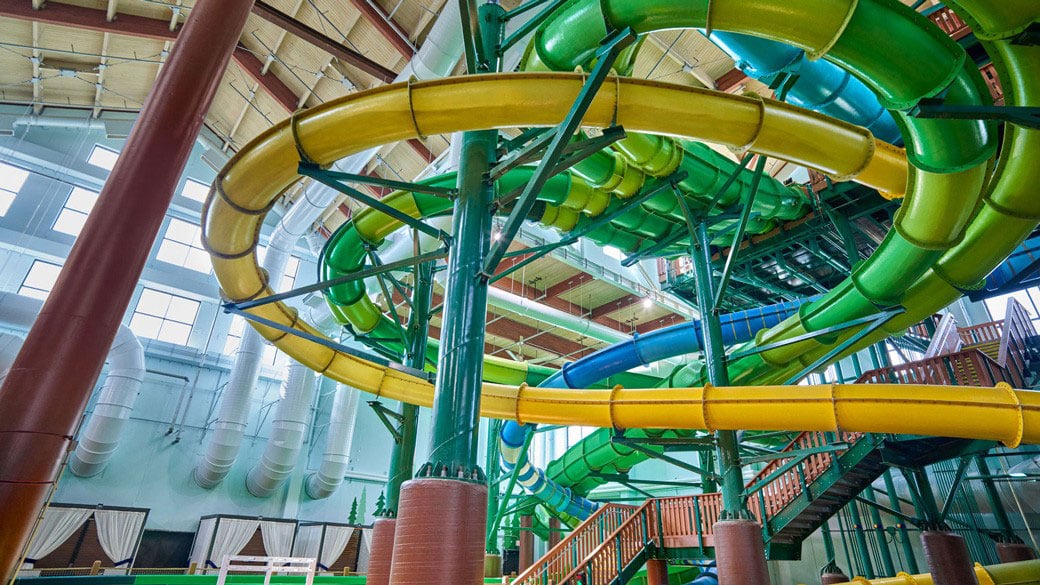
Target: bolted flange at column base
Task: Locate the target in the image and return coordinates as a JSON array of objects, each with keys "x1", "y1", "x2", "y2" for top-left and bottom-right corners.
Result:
[
  {"x1": 367, "y1": 517, "x2": 397, "y2": 585},
  {"x1": 484, "y1": 553, "x2": 502, "y2": 578},
  {"x1": 996, "y1": 542, "x2": 1038, "y2": 563},
  {"x1": 921, "y1": 531, "x2": 979, "y2": 585},
  {"x1": 389, "y1": 478, "x2": 487, "y2": 585},
  {"x1": 713, "y1": 520, "x2": 770, "y2": 585}
]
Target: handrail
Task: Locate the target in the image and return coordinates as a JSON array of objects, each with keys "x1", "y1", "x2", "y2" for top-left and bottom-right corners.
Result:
[
  {"x1": 557, "y1": 501, "x2": 655, "y2": 585},
  {"x1": 924, "y1": 312, "x2": 961, "y2": 358},
  {"x1": 512, "y1": 503, "x2": 636, "y2": 585}
]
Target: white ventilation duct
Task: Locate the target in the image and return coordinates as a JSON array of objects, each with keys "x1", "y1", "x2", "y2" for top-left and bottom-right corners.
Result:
[
  {"x1": 305, "y1": 382, "x2": 362, "y2": 499},
  {"x1": 245, "y1": 362, "x2": 317, "y2": 497},
  {"x1": 196, "y1": 3, "x2": 466, "y2": 487},
  {"x1": 0, "y1": 293, "x2": 145, "y2": 477}
]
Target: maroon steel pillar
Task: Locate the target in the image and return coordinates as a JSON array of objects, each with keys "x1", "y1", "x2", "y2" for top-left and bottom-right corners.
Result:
[
  {"x1": 549, "y1": 517, "x2": 562, "y2": 548},
  {"x1": 921, "y1": 531, "x2": 980, "y2": 585},
  {"x1": 0, "y1": 0, "x2": 257, "y2": 578},
  {"x1": 645, "y1": 559, "x2": 670, "y2": 585},
  {"x1": 519, "y1": 514, "x2": 535, "y2": 572}
]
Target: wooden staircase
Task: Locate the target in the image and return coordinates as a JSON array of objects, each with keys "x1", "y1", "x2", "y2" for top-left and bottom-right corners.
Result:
[{"x1": 512, "y1": 301, "x2": 1038, "y2": 585}]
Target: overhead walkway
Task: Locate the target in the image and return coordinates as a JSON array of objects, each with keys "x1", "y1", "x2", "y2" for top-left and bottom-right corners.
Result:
[{"x1": 513, "y1": 301, "x2": 1039, "y2": 585}]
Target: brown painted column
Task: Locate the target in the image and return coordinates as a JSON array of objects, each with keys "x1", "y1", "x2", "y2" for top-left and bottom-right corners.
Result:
[
  {"x1": 0, "y1": 0, "x2": 258, "y2": 578},
  {"x1": 549, "y1": 517, "x2": 562, "y2": 548},
  {"x1": 996, "y1": 542, "x2": 1037, "y2": 563},
  {"x1": 519, "y1": 514, "x2": 535, "y2": 572},
  {"x1": 921, "y1": 531, "x2": 980, "y2": 585},
  {"x1": 714, "y1": 520, "x2": 771, "y2": 585},
  {"x1": 645, "y1": 559, "x2": 670, "y2": 585}
]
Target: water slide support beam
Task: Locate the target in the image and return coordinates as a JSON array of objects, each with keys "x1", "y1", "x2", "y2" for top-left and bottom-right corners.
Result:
[
  {"x1": 0, "y1": 0, "x2": 254, "y2": 577},
  {"x1": 884, "y1": 470, "x2": 921, "y2": 574},
  {"x1": 973, "y1": 455, "x2": 1019, "y2": 542},
  {"x1": 384, "y1": 261, "x2": 434, "y2": 516},
  {"x1": 482, "y1": 27, "x2": 635, "y2": 276}
]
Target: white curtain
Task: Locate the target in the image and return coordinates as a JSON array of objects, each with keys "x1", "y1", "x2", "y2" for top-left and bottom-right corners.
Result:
[
  {"x1": 292, "y1": 525, "x2": 322, "y2": 559},
  {"x1": 24, "y1": 507, "x2": 94, "y2": 565},
  {"x1": 95, "y1": 509, "x2": 146, "y2": 567},
  {"x1": 189, "y1": 518, "x2": 217, "y2": 570},
  {"x1": 319, "y1": 526, "x2": 354, "y2": 570},
  {"x1": 355, "y1": 529, "x2": 372, "y2": 573},
  {"x1": 208, "y1": 518, "x2": 259, "y2": 568},
  {"x1": 259, "y1": 521, "x2": 295, "y2": 557}
]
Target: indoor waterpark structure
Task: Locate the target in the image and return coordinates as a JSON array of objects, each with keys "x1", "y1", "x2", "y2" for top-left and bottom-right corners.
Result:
[{"x1": 1, "y1": 0, "x2": 1040, "y2": 584}]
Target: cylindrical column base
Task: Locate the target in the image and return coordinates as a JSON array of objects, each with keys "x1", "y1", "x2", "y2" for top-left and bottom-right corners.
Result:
[
  {"x1": 549, "y1": 517, "x2": 562, "y2": 548},
  {"x1": 820, "y1": 572, "x2": 850, "y2": 585},
  {"x1": 921, "y1": 531, "x2": 979, "y2": 585},
  {"x1": 996, "y1": 542, "x2": 1037, "y2": 563},
  {"x1": 713, "y1": 520, "x2": 770, "y2": 585},
  {"x1": 366, "y1": 516, "x2": 397, "y2": 582},
  {"x1": 646, "y1": 559, "x2": 669, "y2": 585},
  {"x1": 389, "y1": 478, "x2": 487, "y2": 585},
  {"x1": 485, "y1": 553, "x2": 502, "y2": 578},
  {"x1": 367, "y1": 518, "x2": 397, "y2": 585}
]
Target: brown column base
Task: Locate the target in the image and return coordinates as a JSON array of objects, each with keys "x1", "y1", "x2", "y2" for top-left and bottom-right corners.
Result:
[
  {"x1": 366, "y1": 518, "x2": 397, "y2": 585},
  {"x1": 713, "y1": 520, "x2": 771, "y2": 585},
  {"x1": 921, "y1": 531, "x2": 979, "y2": 585},
  {"x1": 485, "y1": 553, "x2": 502, "y2": 578},
  {"x1": 549, "y1": 517, "x2": 562, "y2": 548},
  {"x1": 820, "y1": 572, "x2": 850, "y2": 585},
  {"x1": 646, "y1": 559, "x2": 669, "y2": 585},
  {"x1": 996, "y1": 542, "x2": 1038, "y2": 563},
  {"x1": 519, "y1": 514, "x2": 535, "y2": 572},
  {"x1": 389, "y1": 478, "x2": 487, "y2": 585}
]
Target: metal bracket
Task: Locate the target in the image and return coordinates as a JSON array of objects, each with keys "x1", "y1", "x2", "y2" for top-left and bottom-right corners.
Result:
[
  {"x1": 367, "y1": 400, "x2": 404, "y2": 442},
  {"x1": 912, "y1": 99, "x2": 1040, "y2": 130},
  {"x1": 612, "y1": 431, "x2": 719, "y2": 480},
  {"x1": 299, "y1": 162, "x2": 451, "y2": 242},
  {"x1": 482, "y1": 27, "x2": 637, "y2": 278}
]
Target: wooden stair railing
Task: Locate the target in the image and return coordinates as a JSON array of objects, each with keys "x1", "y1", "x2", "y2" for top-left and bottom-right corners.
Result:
[
  {"x1": 557, "y1": 501, "x2": 657, "y2": 585},
  {"x1": 512, "y1": 504, "x2": 636, "y2": 585}
]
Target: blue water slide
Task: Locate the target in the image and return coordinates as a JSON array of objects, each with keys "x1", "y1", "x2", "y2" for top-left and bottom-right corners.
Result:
[
  {"x1": 969, "y1": 234, "x2": 1040, "y2": 301},
  {"x1": 498, "y1": 297, "x2": 816, "y2": 522},
  {"x1": 708, "y1": 31, "x2": 902, "y2": 145}
]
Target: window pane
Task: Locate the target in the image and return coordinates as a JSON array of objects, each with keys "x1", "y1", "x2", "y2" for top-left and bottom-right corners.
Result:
[
  {"x1": 18, "y1": 287, "x2": 48, "y2": 301},
  {"x1": 131, "y1": 288, "x2": 198, "y2": 345},
  {"x1": 0, "y1": 162, "x2": 30, "y2": 193},
  {"x1": 180, "y1": 179, "x2": 210, "y2": 202},
  {"x1": 129, "y1": 313, "x2": 163, "y2": 339},
  {"x1": 156, "y1": 240, "x2": 190, "y2": 266},
  {"x1": 157, "y1": 321, "x2": 192, "y2": 345},
  {"x1": 158, "y1": 218, "x2": 209, "y2": 273},
  {"x1": 166, "y1": 295, "x2": 200, "y2": 324},
  {"x1": 88, "y1": 145, "x2": 119, "y2": 171},
  {"x1": 22, "y1": 261, "x2": 61, "y2": 290},
  {"x1": 136, "y1": 288, "x2": 171, "y2": 316},
  {"x1": 53, "y1": 209, "x2": 88, "y2": 236},
  {"x1": 66, "y1": 187, "x2": 98, "y2": 213},
  {"x1": 0, "y1": 190, "x2": 14, "y2": 216}
]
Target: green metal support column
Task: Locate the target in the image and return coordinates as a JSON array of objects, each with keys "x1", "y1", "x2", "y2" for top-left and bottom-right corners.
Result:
[
  {"x1": 974, "y1": 456, "x2": 1018, "y2": 541},
  {"x1": 384, "y1": 261, "x2": 434, "y2": 515},
  {"x1": 848, "y1": 501, "x2": 876, "y2": 578},
  {"x1": 884, "y1": 470, "x2": 920, "y2": 574},
  {"x1": 485, "y1": 419, "x2": 502, "y2": 552},
  {"x1": 863, "y1": 489, "x2": 897, "y2": 576},
  {"x1": 690, "y1": 222, "x2": 745, "y2": 518},
  {"x1": 425, "y1": 128, "x2": 497, "y2": 474}
]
